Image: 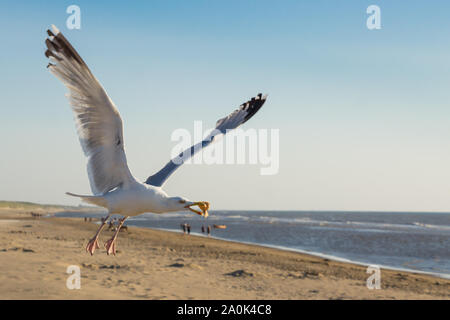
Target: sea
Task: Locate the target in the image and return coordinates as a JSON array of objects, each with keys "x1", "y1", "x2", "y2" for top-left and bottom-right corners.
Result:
[{"x1": 55, "y1": 210, "x2": 450, "y2": 279}]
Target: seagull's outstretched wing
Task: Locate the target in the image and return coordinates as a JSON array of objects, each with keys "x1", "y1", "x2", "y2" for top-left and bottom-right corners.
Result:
[
  {"x1": 45, "y1": 25, "x2": 135, "y2": 195},
  {"x1": 145, "y1": 94, "x2": 267, "y2": 187}
]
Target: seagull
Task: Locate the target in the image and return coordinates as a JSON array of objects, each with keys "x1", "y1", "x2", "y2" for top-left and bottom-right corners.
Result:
[{"x1": 44, "y1": 25, "x2": 267, "y2": 255}]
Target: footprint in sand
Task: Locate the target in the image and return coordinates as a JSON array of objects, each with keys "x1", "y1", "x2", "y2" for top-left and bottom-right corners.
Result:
[
  {"x1": 82, "y1": 263, "x2": 130, "y2": 271},
  {"x1": 168, "y1": 263, "x2": 184, "y2": 268},
  {"x1": 225, "y1": 270, "x2": 254, "y2": 278},
  {"x1": 1, "y1": 247, "x2": 35, "y2": 253},
  {"x1": 167, "y1": 263, "x2": 203, "y2": 270}
]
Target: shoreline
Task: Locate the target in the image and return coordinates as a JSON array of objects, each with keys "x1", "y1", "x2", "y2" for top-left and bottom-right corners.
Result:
[
  {"x1": 146, "y1": 226, "x2": 450, "y2": 281},
  {"x1": 0, "y1": 209, "x2": 449, "y2": 299},
  {"x1": 55, "y1": 209, "x2": 450, "y2": 280}
]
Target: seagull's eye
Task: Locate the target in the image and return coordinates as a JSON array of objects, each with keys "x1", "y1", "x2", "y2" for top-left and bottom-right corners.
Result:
[{"x1": 178, "y1": 199, "x2": 186, "y2": 204}]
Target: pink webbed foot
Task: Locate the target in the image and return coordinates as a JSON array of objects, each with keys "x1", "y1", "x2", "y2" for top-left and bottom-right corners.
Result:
[
  {"x1": 86, "y1": 237, "x2": 100, "y2": 255},
  {"x1": 104, "y1": 238, "x2": 117, "y2": 256}
]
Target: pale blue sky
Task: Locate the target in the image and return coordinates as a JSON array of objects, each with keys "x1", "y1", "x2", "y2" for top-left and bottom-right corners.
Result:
[{"x1": 1, "y1": 1, "x2": 450, "y2": 211}]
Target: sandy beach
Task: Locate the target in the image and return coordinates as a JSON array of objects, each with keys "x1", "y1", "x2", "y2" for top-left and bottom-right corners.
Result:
[{"x1": 0, "y1": 208, "x2": 449, "y2": 300}]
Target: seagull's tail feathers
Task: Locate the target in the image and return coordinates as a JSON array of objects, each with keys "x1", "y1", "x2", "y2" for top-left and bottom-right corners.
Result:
[{"x1": 66, "y1": 192, "x2": 108, "y2": 208}]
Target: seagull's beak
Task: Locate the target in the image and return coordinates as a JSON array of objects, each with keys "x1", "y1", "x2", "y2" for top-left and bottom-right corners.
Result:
[{"x1": 184, "y1": 201, "x2": 210, "y2": 218}]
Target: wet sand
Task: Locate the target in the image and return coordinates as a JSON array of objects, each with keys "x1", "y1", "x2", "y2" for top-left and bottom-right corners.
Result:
[{"x1": 0, "y1": 209, "x2": 449, "y2": 299}]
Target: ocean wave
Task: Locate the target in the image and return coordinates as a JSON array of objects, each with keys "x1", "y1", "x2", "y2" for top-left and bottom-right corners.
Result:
[
  {"x1": 413, "y1": 222, "x2": 450, "y2": 231},
  {"x1": 131, "y1": 212, "x2": 450, "y2": 232},
  {"x1": 236, "y1": 215, "x2": 450, "y2": 232},
  {"x1": 244, "y1": 215, "x2": 416, "y2": 231}
]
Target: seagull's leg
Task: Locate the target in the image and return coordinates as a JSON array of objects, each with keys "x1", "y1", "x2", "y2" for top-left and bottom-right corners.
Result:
[
  {"x1": 104, "y1": 216, "x2": 128, "y2": 256},
  {"x1": 86, "y1": 213, "x2": 111, "y2": 255}
]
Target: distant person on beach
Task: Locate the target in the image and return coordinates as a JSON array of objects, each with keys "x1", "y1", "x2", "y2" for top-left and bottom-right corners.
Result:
[
  {"x1": 207, "y1": 225, "x2": 211, "y2": 236},
  {"x1": 201, "y1": 225, "x2": 205, "y2": 233},
  {"x1": 187, "y1": 224, "x2": 191, "y2": 235},
  {"x1": 30, "y1": 212, "x2": 42, "y2": 219},
  {"x1": 181, "y1": 223, "x2": 187, "y2": 234}
]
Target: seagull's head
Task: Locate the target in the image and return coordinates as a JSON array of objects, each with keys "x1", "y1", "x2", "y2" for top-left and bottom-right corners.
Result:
[{"x1": 168, "y1": 196, "x2": 209, "y2": 217}]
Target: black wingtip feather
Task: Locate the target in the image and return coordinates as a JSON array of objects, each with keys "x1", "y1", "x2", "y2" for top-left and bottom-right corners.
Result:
[
  {"x1": 242, "y1": 93, "x2": 267, "y2": 124},
  {"x1": 45, "y1": 49, "x2": 62, "y2": 61},
  {"x1": 44, "y1": 26, "x2": 87, "y2": 67}
]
